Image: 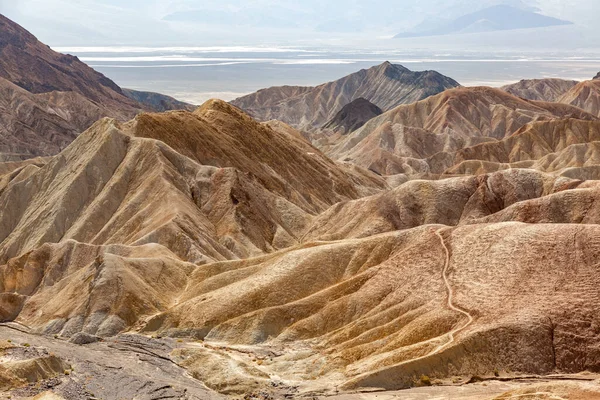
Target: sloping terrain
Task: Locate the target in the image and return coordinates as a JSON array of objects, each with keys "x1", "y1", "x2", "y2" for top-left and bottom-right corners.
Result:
[
  {"x1": 122, "y1": 88, "x2": 195, "y2": 112},
  {"x1": 0, "y1": 14, "x2": 138, "y2": 111},
  {"x1": 3, "y1": 20, "x2": 600, "y2": 397},
  {"x1": 0, "y1": 14, "x2": 145, "y2": 159},
  {"x1": 0, "y1": 14, "x2": 197, "y2": 160},
  {"x1": 329, "y1": 87, "x2": 597, "y2": 176},
  {"x1": 558, "y1": 79, "x2": 600, "y2": 117},
  {"x1": 322, "y1": 97, "x2": 383, "y2": 134},
  {"x1": 231, "y1": 62, "x2": 460, "y2": 131},
  {"x1": 501, "y1": 78, "x2": 579, "y2": 102},
  {"x1": 2, "y1": 90, "x2": 600, "y2": 399}
]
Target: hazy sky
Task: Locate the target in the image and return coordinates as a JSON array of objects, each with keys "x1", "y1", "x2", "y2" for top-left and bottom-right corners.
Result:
[{"x1": 1, "y1": 0, "x2": 598, "y2": 49}]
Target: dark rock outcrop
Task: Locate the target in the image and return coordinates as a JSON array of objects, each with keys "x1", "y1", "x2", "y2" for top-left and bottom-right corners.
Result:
[{"x1": 322, "y1": 98, "x2": 382, "y2": 134}]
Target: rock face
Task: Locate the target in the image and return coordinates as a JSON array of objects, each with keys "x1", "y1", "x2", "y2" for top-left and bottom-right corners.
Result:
[
  {"x1": 122, "y1": 88, "x2": 195, "y2": 112},
  {"x1": 231, "y1": 62, "x2": 460, "y2": 131},
  {"x1": 594, "y1": 72, "x2": 600, "y2": 80},
  {"x1": 501, "y1": 78, "x2": 579, "y2": 102},
  {"x1": 322, "y1": 98, "x2": 383, "y2": 134}
]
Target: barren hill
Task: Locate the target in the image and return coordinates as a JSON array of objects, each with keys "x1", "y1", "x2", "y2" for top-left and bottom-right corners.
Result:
[
  {"x1": 558, "y1": 79, "x2": 600, "y2": 117},
  {"x1": 4, "y1": 14, "x2": 600, "y2": 397},
  {"x1": 0, "y1": 14, "x2": 190, "y2": 160},
  {"x1": 231, "y1": 62, "x2": 460, "y2": 131},
  {"x1": 3, "y1": 93, "x2": 600, "y2": 398},
  {"x1": 329, "y1": 86, "x2": 597, "y2": 176},
  {"x1": 0, "y1": 14, "x2": 139, "y2": 113},
  {"x1": 322, "y1": 98, "x2": 383, "y2": 134},
  {"x1": 122, "y1": 88, "x2": 195, "y2": 112},
  {"x1": 501, "y1": 78, "x2": 578, "y2": 102}
]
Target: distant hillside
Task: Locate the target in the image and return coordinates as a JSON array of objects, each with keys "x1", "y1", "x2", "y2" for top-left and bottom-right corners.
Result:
[
  {"x1": 231, "y1": 62, "x2": 460, "y2": 132},
  {"x1": 501, "y1": 78, "x2": 579, "y2": 102},
  {"x1": 395, "y1": 5, "x2": 572, "y2": 38},
  {"x1": 123, "y1": 89, "x2": 195, "y2": 112}
]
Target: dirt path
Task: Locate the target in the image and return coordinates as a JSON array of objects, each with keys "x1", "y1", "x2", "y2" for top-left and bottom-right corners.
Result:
[{"x1": 434, "y1": 228, "x2": 474, "y2": 352}]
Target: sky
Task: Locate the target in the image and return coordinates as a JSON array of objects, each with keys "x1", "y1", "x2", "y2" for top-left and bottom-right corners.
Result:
[{"x1": 0, "y1": 0, "x2": 598, "y2": 50}]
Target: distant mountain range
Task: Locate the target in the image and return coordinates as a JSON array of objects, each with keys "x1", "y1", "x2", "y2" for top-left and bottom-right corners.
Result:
[
  {"x1": 395, "y1": 5, "x2": 572, "y2": 38},
  {"x1": 231, "y1": 62, "x2": 460, "y2": 132},
  {"x1": 122, "y1": 89, "x2": 195, "y2": 112}
]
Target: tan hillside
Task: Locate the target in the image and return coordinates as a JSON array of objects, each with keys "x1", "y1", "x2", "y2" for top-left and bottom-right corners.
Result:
[
  {"x1": 330, "y1": 87, "x2": 598, "y2": 177},
  {"x1": 2, "y1": 99, "x2": 600, "y2": 397},
  {"x1": 558, "y1": 79, "x2": 600, "y2": 117},
  {"x1": 446, "y1": 119, "x2": 600, "y2": 178},
  {"x1": 0, "y1": 77, "x2": 109, "y2": 160},
  {"x1": 0, "y1": 100, "x2": 385, "y2": 267},
  {"x1": 502, "y1": 78, "x2": 578, "y2": 101},
  {"x1": 3, "y1": 35, "x2": 600, "y2": 397}
]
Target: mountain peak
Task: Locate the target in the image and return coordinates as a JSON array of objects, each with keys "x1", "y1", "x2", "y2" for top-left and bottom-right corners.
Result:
[
  {"x1": 232, "y1": 63, "x2": 459, "y2": 131},
  {"x1": 371, "y1": 61, "x2": 410, "y2": 78}
]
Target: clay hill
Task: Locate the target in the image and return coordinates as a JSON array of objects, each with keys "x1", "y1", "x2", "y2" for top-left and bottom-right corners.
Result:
[
  {"x1": 0, "y1": 14, "x2": 188, "y2": 161},
  {"x1": 501, "y1": 76, "x2": 600, "y2": 118},
  {"x1": 557, "y1": 78, "x2": 600, "y2": 118},
  {"x1": 329, "y1": 86, "x2": 597, "y2": 177},
  {"x1": 322, "y1": 97, "x2": 383, "y2": 134},
  {"x1": 3, "y1": 86, "x2": 600, "y2": 399},
  {"x1": 4, "y1": 15, "x2": 600, "y2": 400},
  {"x1": 501, "y1": 78, "x2": 579, "y2": 102},
  {"x1": 122, "y1": 88, "x2": 195, "y2": 112},
  {"x1": 231, "y1": 62, "x2": 460, "y2": 132}
]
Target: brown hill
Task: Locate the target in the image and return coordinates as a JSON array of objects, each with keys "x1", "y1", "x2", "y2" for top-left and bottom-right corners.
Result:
[
  {"x1": 456, "y1": 118, "x2": 600, "y2": 163},
  {"x1": 501, "y1": 78, "x2": 578, "y2": 101},
  {"x1": 558, "y1": 79, "x2": 600, "y2": 117},
  {"x1": 0, "y1": 14, "x2": 170, "y2": 159},
  {"x1": 231, "y1": 62, "x2": 460, "y2": 131},
  {"x1": 122, "y1": 88, "x2": 195, "y2": 112},
  {"x1": 0, "y1": 14, "x2": 137, "y2": 109},
  {"x1": 330, "y1": 87, "x2": 597, "y2": 176},
  {"x1": 4, "y1": 76, "x2": 600, "y2": 398},
  {"x1": 0, "y1": 100, "x2": 385, "y2": 266},
  {"x1": 322, "y1": 97, "x2": 383, "y2": 134}
]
